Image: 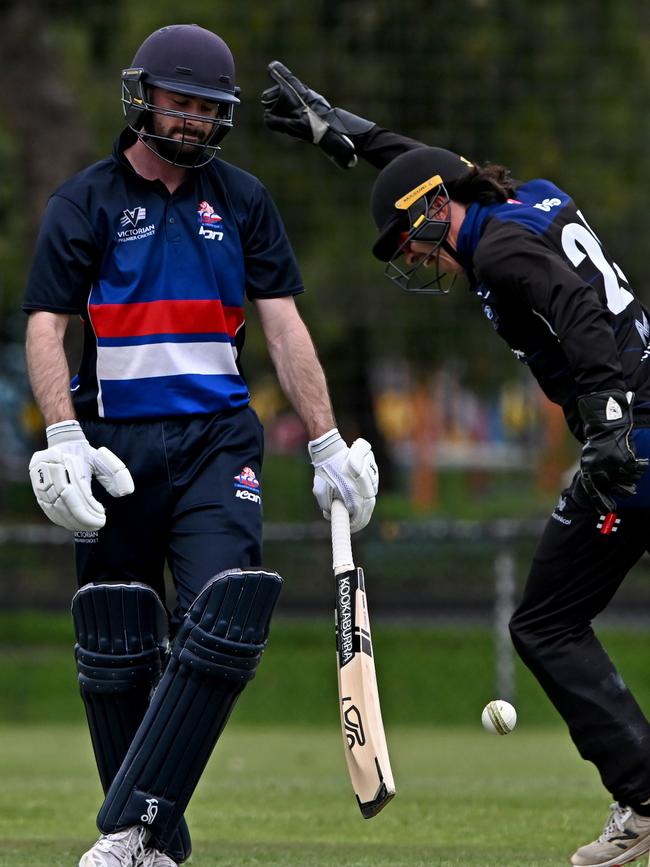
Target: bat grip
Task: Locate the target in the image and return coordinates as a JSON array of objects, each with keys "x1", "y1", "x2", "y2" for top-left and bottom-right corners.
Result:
[{"x1": 331, "y1": 499, "x2": 355, "y2": 575}]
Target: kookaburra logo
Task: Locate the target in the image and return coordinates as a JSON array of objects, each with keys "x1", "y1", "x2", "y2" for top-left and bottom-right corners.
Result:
[
  {"x1": 342, "y1": 702, "x2": 366, "y2": 749},
  {"x1": 140, "y1": 798, "x2": 159, "y2": 824}
]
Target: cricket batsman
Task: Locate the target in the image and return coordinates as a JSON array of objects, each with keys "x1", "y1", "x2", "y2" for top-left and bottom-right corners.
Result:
[{"x1": 22, "y1": 28, "x2": 378, "y2": 867}]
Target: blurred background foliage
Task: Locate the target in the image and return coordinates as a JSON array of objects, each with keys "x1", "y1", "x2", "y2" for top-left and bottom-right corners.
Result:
[
  {"x1": 0, "y1": 1, "x2": 648, "y2": 545},
  {"x1": 1, "y1": 0, "x2": 650, "y2": 726},
  {"x1": 2, "y1": 1, "x2": 649, "y2": 523}
]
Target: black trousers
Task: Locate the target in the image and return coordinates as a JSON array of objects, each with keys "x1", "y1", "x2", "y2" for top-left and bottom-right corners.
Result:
[
  {"x1": 510, "y1": 476, "x2": 650, "y2": 804},
  {"x1": 75, "y1": 407, "x2": 265, "y2": 629}
]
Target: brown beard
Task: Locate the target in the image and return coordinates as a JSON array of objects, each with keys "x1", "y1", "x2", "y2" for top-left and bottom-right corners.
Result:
[
  {"x1": 142, "y1": 116, "x2": 211, "y2": 166},
  {"x1": 150, "y1": 135, "x2": 204, "y2": 165}
]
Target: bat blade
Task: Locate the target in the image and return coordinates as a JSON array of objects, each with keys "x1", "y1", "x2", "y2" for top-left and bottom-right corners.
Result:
[
  {"x1": 336, "y1": 565, "x2": 395, "y2": 818},
  {"x1": 331, "y1": 499, "x2": 395, "y2": 819}
]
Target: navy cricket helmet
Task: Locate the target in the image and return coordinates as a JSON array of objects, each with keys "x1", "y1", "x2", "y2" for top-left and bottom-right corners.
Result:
[{"x1": 121, "y1": 24, "x2": 241, "y2": 167}]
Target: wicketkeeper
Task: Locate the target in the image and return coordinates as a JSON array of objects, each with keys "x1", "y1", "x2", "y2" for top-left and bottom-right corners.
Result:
[
  {"x1": 22, "y1": 28, "x2": 378, "y2": 867},
  {"x1": 262, "y1": 60, "x2": 650, "y2": 867}
]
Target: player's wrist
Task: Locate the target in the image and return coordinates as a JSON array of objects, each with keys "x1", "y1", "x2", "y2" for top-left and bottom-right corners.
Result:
[
  {"x1": 577, "y1": 389, "x2": 633, "y2": 434},
  {"x1": 327, "y1": 107, "x2": 375, "y2": 138},
  {"x1": 46, "y1": 419, "x2": 87, "y2": 447},
  {"x1": 308, "y1": 428, "x2": 346, "y2": 465}
]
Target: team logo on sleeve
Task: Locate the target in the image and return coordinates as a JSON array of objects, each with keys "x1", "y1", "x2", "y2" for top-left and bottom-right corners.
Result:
[
  {"x1": 197, "y1": 201, "x2": 224, "y2": 241},
  {"x1": 233, "y1": 466, "x2": 262, "y2": 504}
]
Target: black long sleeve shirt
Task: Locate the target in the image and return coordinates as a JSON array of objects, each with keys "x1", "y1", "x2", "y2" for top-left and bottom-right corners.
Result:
[{"x1": 353, "y1": 126, "x2": 650, "y2": 440}]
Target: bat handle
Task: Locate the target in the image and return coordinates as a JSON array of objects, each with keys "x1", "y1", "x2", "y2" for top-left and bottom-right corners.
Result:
[{"x1": 331, "y1": 499, "x2": 355, "y2": 575}]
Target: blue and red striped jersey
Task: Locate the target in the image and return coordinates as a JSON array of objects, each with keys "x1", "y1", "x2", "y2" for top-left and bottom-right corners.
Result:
[{"x1": 23, "y1": 129, "x2": 304, "y2": 420}]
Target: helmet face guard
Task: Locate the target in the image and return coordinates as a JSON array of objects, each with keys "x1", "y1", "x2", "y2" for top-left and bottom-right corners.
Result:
[
  {"x1": 122, "y1": 68, "x2": 237, "y2": 167},
  {"x1": 384, "y1": 174, "x2": 457, "y2": 294}
]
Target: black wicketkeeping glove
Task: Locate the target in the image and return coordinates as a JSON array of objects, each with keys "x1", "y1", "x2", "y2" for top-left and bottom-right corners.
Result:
[
  {"x1": 577, "y1": 389, "x2": 649, "y2": 513},
  {"x1": 261, "y1": 60, "x2": 375, "y2": 169}
]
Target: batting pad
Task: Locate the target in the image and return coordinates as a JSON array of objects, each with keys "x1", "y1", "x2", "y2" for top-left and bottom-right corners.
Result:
[
  {"x1": 97, "y1": 569, "x2": 283, "y2": 850},
  {"x1": 72, "y1": 582, "x2": 192, "y2": 864}
]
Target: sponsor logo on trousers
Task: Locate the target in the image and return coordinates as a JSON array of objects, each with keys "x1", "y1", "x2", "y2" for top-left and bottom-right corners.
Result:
[
  {"x1": 236, "y1": 489, "x2": 261, "y2": 504},
  {"x1": 74, "y1": 530, "x2": 99, "y2": 543}
]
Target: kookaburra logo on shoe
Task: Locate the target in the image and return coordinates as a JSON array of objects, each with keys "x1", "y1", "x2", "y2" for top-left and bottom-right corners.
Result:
[{"x1": 140, "y1": 798, "x2": 159, "y2": 824}]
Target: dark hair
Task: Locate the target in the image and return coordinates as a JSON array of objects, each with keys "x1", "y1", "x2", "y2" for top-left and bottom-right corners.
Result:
[{"x1": 446, "y1": 163, "x2": 517, "y2": 205}]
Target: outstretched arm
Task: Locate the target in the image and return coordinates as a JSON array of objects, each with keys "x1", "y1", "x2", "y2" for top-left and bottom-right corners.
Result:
[{"x1": 261, "y1": 61, "x2": 423, "y2": 171}]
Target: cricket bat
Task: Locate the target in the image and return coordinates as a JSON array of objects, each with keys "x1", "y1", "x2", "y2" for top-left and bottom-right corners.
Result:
[{"x1": 331, "y1": 498, "x2": 395, "y2": 818}]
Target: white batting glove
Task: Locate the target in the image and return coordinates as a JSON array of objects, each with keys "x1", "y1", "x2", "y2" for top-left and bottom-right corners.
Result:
[
  {"x1": 308, "y1": 428, "x2": 378, "y2": 533},
  {"x1": 29, "y1": 420, "x2": 134, "y2": 532}
]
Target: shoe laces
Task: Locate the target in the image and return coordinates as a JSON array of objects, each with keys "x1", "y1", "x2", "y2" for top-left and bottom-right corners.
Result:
[
  {"x1": 135, "y1": 848, "x2": 176, "y2": 867},
  {"x1": 134, "y1": 849, "x2": 155, "y2": 867},
  {"x1": 600, "y1": 803, "x2": 633, "y2": 841},
  {"x1": 93, "y1": 826, "x2": 149, "y2": 863}
]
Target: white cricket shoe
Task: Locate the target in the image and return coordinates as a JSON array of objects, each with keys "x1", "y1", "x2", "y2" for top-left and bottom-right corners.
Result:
[
  {"x1": 134, "y1": 849, "x2": 178, "y2": 867},
  {"x1": 571, "y1": 802, "x2": 650, "y2": 866},
  {"x1": 79, "y1": 825, "x2": 149, "y2": 867}
]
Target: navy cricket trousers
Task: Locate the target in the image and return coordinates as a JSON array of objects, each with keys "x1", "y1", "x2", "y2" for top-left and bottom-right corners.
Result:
[{"x1": 75, "y1": 407, "x2": 265, "y2": 627}]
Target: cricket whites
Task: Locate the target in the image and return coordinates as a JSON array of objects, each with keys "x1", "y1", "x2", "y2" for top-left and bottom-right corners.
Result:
[{"x1": 331, "y1": 498, "x2": 395, "y2": 818}]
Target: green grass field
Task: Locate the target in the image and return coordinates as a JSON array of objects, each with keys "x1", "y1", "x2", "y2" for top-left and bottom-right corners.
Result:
[
  {"x1": 2, "y1": 616, "x2": 650, "y2": 865},
  {"x1": 1, "y1": 723, "x2": 648, "y2": 867}
]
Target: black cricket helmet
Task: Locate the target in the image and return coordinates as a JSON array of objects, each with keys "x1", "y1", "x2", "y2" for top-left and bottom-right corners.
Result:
[
  {"x1": 121, "y1": 24, "x2": 241, "y2": 167},
  {"x1": 370, "y1": 146, "x2": 474, "y2": 293}
]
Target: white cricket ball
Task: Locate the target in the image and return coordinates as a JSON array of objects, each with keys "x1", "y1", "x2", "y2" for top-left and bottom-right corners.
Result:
[{"x1": 481, "y1": 700, "x2": 517, "y2": 735}]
